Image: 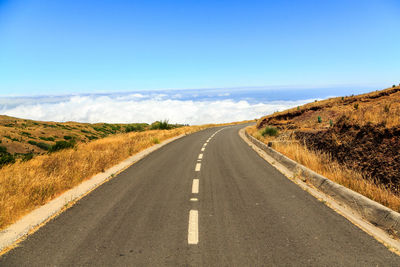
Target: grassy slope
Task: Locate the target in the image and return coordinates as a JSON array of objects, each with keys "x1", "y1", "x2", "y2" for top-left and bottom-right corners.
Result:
[
  {"x1": 258, "y1": 85, "x2": 400, "y2": 130},
  {"x1": 251, "y1": 85, "x2": 400, "y2": 211},
  {"x1": 0, "y1": 115, "x2": 148, "y2": 155}
]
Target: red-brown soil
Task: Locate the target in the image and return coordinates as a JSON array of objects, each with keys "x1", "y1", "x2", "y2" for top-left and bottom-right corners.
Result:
[
  {"x1": 257, "y1": 85, "x2": 400, "y2": 191},
  {"x1": 295, "y1": 116, "x2": 400, "y2": 191}
]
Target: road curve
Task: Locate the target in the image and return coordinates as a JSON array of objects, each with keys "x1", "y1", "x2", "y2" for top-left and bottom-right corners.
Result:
[{"x1": 1, "y1": 124, "x2": 399, "y2": 266}]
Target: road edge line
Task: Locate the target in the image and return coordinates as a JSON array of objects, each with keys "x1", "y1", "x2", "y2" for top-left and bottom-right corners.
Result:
[
  {"x1": 0, "y1": 133, "x2": 187, "y2": 254},
  {"x1": 239, "y1": 127, "x2": 400, "y2": 254}
]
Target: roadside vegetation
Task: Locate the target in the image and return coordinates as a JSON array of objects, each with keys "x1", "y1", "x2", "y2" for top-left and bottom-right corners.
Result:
[
  {"x1": 0, "y1": 116, "x2": 186, "y2": 166},
  {"x1": 0, "y1": 118, "x2": 254, "y2": 230},
  {"x1": 249, "y1": 84, "x2": 400, "y2": 212}
]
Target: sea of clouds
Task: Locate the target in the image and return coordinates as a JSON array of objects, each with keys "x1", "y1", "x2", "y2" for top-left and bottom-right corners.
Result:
[{"x1": 0, "y1": 88, "x2": 328, "y2": 124}]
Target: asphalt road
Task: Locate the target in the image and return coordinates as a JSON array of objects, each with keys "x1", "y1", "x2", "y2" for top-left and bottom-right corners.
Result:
[{"x1": 1, "y1": 124, "x2": 399, "y2": 266}]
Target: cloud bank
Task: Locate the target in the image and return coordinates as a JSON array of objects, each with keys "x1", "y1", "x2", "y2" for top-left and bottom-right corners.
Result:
[{"x1": 0, "y1": 92, "x2": 312, "y2": 125}]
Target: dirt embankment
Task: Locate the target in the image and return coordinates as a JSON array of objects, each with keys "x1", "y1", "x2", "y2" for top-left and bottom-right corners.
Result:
[
  {"x1": 295, "y1": 117, "x2": 400, "y2": 191},
  {"x1": 257, "y1": 86, "x2": 400, "y2": 192}
]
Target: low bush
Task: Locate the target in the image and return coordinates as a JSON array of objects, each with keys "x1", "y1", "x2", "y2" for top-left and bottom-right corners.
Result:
[
  {"x1": 28, "y1": 140, "x2": 51, "y2": 151},
  {"x1": 150, "y1": 120, "x2": 172, "y2": 130},
  {"x1": 39, "y1": 136, "x2": 55, "y2": 142},
  {"x1": 261, "y1": 126, "x2": 279, "y2": 137},
  {"x1": 37, "y1": 142, "x2": 51, "y2": 151},
  {"x1": 50, "y1": 140, "x2": 75, "y2": 152},
  {"x1": 0, "y1": 146, "x2": 15, "y2": 167},
  {"x1": 86, "y1": 135, "x2": 98, "y2": 141},
  {"x1": 125, "y1": 124, "x2": 146, "y2": 133},
  {"x1": 21, "y1": 153, "x2": 34, "y2": 162}
]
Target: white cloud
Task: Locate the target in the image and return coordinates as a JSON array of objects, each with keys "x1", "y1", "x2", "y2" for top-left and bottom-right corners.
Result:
[{"x1": 0, "y1": 94, "x2": 311, "y2": 125}]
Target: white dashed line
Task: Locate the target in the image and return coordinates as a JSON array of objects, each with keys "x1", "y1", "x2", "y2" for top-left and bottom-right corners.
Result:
[
  {"x1": 187, "y1": 128, "x2": 230, "y2": 246},
  {"x1": 188, "y1": 210, "x2": 199, "y2": 244},
  {"x1": 192, "y1": 179, "x2": 199, "y2": 194},
  {"x1": 195, "y1": 163, "x2": 201, "y2": 171}
]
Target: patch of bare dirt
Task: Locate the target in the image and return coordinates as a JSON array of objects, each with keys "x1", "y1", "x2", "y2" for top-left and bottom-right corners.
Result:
[{"x1": 295, "y1": 116, "x2": 400, "y2": 191}]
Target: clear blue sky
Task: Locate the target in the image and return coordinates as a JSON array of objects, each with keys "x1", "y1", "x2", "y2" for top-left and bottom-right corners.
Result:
[{"x1": 0, "y1": 0, "x2": 399, "y2": 96}]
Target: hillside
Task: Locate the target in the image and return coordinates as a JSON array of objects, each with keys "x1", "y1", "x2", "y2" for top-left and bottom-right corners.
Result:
[
  {"x1": 0, "y1": 115, "x2": 181, "y2": 166},
  {"x1": 256, "y1": 84, "x2": 400, "y2": 193}
]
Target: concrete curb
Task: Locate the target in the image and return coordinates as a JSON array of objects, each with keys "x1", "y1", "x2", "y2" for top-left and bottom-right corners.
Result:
[
  {"x1": 243, "y1": 129, "x2": 400, "y2": 238},
  {"x1": 0, "y1": 133, "x2": 186, "y2": 252}
]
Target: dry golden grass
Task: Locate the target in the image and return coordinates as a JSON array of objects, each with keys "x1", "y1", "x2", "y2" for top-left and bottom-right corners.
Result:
[
  {"x1": 257, "y1": 86, "x2": 400, "y2": 130},
  {"x1": 0, "y1": 125, "x2": 212, "y2": 230},
  {"x1": 247, "y1": 125, "x2": 400, "y2": 212}
]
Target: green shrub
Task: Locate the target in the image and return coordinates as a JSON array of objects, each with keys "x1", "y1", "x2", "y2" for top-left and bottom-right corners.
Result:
[
  {"x1": 261, "y1": 126, "x2": 279, "y2": 137},
  {"x1": 5, "y1": 135, "x2": 19, "y2": 142},
  {"x1": 28, "y1": 140, "x2": 51, "y2": 151},
  {"x1": 0, "y1": 146, "x2": 7, "y2": 154},
  {"x1": 0, "y1": 154, "x2": 15, "y2": 166},
  {"x1": 341, "y1": 96, "x2": 344, "y2": 101},
  {"x1": 22, "y1": 153, "x2": 34, "y2": 162},
  {"x1": 50, "y1": 140, "x2": 75, "y2": 152},
  {"x1": 63, "y1": 135, "x2": 73, "y2": 140},
  {"x1": 393, "y1": 85, "x2": 396, "y2": 88},
  {"x1": 152, "y1": 138, "x2": 160, "y2": 144},
  {"x1": 39, "y1": 136, "x2": 55, "y2": 141},
  {"x1": 28, "y1": 140, "x2": 37, "y2": 145},
  {"x1": 329, "y1": 120, "x2": 333, "y2": 127},
  {"x1": 354, "y1": 103, "x2": 359, "y2": 110},
  {"x1": 125, "y1": 124, "x2": 146, "y2": 133},
  {"x1": 86, "y1": 135, "x2": 98, "y2": 140},
  {"x1": 150, "y1": 120, "x2": 172, "y2": 130},
  {"x1": 0, "y1": 146, "x2": 15, "y2": 166},
  {"x1": 317, "y1": 116, "x2": 322, "y2": 123},
  {"x1": 36, "y1": 142, "x2": 51, "y2": 151}
]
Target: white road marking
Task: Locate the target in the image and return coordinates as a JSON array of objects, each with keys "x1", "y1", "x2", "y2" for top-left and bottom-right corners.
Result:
[
  {"x1": 190, "y1": 198, "x2": 198, "y2": 202},
  {"x1": 201, "y1": 147, "x2": 205, "y2": 152},
  {"x1": 198, "y1": 153, "x2": 203, "y2": 159},
  {"x1": 188, "y1": 210, "x2": 199, "y2": 244},
  {"x1": 192, "y1": 179, "x2": 199, "y2": 193},
  {"x1": 195, "y1": 163, "x2": 201, "y2": 171}
]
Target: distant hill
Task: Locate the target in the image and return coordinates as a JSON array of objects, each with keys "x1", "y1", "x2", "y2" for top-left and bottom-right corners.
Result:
[{"x1": 0, "y1": 116, "x2": 186, "y2": 165}]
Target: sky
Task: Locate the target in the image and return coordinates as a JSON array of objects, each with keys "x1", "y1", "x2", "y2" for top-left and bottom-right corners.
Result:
[
  {"x1": 0, "y1": 0, "x2": 399, "y2": 123},
  {"x1": 0, "y1": 0, "x2": 399, "y2": 95}
]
